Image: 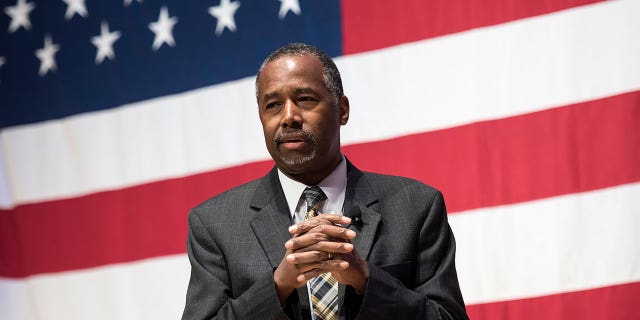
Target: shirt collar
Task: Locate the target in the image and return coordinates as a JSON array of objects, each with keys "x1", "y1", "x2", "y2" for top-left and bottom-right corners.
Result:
[{"x1": 278, "y1": 155, "x2": 347, "y2": 219}]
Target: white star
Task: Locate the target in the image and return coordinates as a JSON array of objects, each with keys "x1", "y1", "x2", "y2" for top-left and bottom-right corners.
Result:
[
  {"x1": 91, "y1": 21, "x2": 121, "y2": 64},
  {"x1": 123, "y1": 0, "x2": 142, "y2": 7},
  {"x1": 62, "y1": 0, "x2": 88, "y2": 20},
  {"x1": 35, "y1": 35, "x2": 60, "y2": 76},
  {"x1": 148, "y1": 6, "x2": 178, "y2": 50},
  {"x1": 278, "y1": 0, "x2": 300, "y2": 20},
  {"x1": 4, "y1": 0, "x2": 36, "y2": 33},
  {"x1": 208, "y1": 0, "x2": 240, "y2": 36}
]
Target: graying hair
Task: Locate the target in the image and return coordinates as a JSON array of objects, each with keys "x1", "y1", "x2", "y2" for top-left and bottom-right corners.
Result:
[{"x1": 255, "y1": 43, "x2": 344, "y2": 100}]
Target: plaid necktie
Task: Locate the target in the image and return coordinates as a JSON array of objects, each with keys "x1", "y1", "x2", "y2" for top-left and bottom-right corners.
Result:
[{"x1": 301, "y1": 187, "x2": 339, "y2": 320}]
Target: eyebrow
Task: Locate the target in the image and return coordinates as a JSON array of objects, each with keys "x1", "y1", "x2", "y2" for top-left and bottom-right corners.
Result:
[
  {"x1": 262, "y1": 92, "x2": 280, "y2": 102},
  {"x1": 261, "y1": 87, "x2": 319, "y2": 102},
  {"x1": 294, "y1": 87, "x2": 318, "y2": 95}
]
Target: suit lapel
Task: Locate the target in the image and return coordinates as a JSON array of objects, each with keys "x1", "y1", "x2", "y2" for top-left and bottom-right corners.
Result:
[
  {"x1": 249, "y1": 161, "x2": 382, "y2": 265},
  {"x1": 344, "y1": 161, "x2": 381, "y2": 260},
  {"x1": 248, "y1": 162, "x2": 381, "y2": 318},
  {"x1": 249, "y1": 167, "x2": 293, "y2": 269},
  {"x1": 350, "y1": 205, "x2": 381, "y2": 260}
]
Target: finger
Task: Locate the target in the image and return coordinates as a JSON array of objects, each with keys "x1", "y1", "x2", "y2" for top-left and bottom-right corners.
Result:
[
  {"x1": 288, "y1": 220, "x2": 331, "y2": 237},
  {"x1": 286, "y1": 232, "x2": 355, "y2": 251},
  {"x1": 296, "y1": 261, "x2": 350, "y2": 282},
  {"x1": 289, "y1": 241, "x2": 354, "y2": 256},
  {"x1": 308, "y1": 224, "x2": 356, "y2": 240},
  {"x1": 286, "y1": 250, "x2": 346, "y2": 264},
  {"x1": 286, "y1": 251, "x2": 327, "y2": 264},
  {"x1": 289, "y1": 224, "x2": 355, "y2": 244},
  {"x1": 315, "y1": 213, "x2": 352, "y2": 225},
  {"x1": 286, "y1": 232, "x2": 331, "y2": 250},
  {"x1": 289, "y1": 215, "x2": 351, "y2": 234},
  {"x1": 310, "y1": 241, "x2": 353, "y2": 254}
]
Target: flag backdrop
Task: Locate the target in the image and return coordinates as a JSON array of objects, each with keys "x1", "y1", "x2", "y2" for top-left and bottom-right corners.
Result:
[{"x1": 1, "y1": 0, "x2": 639, "y2": 319}]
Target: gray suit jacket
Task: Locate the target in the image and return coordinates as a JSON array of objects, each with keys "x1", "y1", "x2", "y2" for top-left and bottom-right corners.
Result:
[{"x1": 182, "y1": 161, "x2": 468, "y2": 319}]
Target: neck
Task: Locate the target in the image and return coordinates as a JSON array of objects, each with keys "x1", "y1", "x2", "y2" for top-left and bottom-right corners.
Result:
[{"x1": 281, "y1": 155, "x2": 342, "y2": 186}]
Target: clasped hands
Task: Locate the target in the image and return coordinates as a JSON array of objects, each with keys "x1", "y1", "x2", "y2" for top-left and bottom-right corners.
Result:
[{"x1": 274, "y1": 214, "x2": 369, "y2": 304}]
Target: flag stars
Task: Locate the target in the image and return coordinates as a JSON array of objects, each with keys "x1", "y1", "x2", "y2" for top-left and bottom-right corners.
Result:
[
  {"x1": 149, "y1": 6, "x2": 178, "y2": 50},
  {"x1": 4, "y1": 0, "x2": 309, "y2": 77},
  {"x1": 4, "y1": 0, "x2": 36, "y2": 33},
  {"x1": 91, "y1": 22, "x2": 121, "y2": 64},
  {"x1": 35, "y1": 35, "x2": 60, "y2": 76},
  {"x1": 209, "y1": 0, "x2": 240, "y2": 36},
  {"x1": 278, "y1": 0, "x2": 300, "y2": 20},
  {"x1": 62, "y1": 0, "x2": 88, "y2": 20}
]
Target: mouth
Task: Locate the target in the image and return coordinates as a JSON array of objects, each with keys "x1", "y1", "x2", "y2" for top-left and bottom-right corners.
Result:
[
  {"x1": 280, "y1": 134, "x2": 306, "y2": 144},
  {"x1": 275, "y1": 130, "x2": 314, "y2": 151},
  {"x1": 278, "y1": 134, "x2": 308, "y2": 149}
]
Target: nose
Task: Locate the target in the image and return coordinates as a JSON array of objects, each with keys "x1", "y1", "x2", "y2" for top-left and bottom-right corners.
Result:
[{"x1": 281, "y1": 99, "x2": 302, "y2": 129}]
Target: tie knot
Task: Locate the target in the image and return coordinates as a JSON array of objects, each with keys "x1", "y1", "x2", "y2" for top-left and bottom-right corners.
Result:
[{"x1": 302, "y1": 186, "x2": 327, "y2": 213}]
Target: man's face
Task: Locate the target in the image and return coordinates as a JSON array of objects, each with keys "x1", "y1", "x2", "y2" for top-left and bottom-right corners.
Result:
[{"x1": 256, "y1": 54, "x2": 349, "y2": 184}]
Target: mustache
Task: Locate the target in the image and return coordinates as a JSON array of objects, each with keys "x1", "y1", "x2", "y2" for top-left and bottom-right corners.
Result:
[{"x1": 274, "y1": 128, "x2": 316, "y2": 145}]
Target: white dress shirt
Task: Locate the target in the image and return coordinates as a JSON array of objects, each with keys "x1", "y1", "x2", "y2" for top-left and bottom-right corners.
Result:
[
  {"x1": 277, "y1": 156, "x2": 347, "y2": 319},
  {"x1": 278, "y1": 155, "x2": 347, "y2": 223}
]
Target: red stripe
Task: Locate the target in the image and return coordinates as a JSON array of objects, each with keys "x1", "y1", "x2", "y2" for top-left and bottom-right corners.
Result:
[
  {"x1": 466, "y1": 282, "x2": 640, "y2": 320},
  {"x1": 343, "y1": 91, "x2": 640, "y2": 213},
  {"x1": 341, "y1": 0, "x2": 603, "y2": 55},
  {"x1": 1, "y1": 91, "x2": 638, "y2": 277},
  {"x1": 0, "y1": 161, "x2": 275, "y2": 278}
]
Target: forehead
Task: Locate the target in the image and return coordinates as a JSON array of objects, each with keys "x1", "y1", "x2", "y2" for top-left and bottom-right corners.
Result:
[{"x1": 257, "y1": 55, "x2": 327, "y2": 95}]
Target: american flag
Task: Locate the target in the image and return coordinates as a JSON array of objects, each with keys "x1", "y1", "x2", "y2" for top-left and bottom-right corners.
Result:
[{"x1": 1, "y1": 0, "x2": 639, "y2": 319}]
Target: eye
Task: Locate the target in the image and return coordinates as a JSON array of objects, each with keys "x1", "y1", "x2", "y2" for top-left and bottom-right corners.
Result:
[
  {"x1": 264, "y1": 101, "x2": 281, "y2": 110},
  {"x1": 297, "y1": 96, "x2": 317, "y2": 106}
]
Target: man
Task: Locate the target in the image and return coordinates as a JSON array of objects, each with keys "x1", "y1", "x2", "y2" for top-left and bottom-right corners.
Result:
[{"x1": 182, "y1": 43, "x2": 468, "y2": 320}]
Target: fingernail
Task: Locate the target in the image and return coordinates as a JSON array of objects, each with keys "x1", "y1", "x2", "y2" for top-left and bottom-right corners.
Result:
[
  {"x1": 288, "y1": 225, "x2": 297, "y2": 232},
  {"x1": 346, "y1": 230, "x2": 356, "y2": 237},
  {"x1": 287, "y1": 254, "x2": 295, "y2": 262},
  {"x1": 342, "y1": 217, "x2": 352, "y2": 223},
  {"x1": 285, "y1": 241, "x2": 293, "y2": 249},
  {"x1": 297, "y1": 275, "x2": 305, "y2": 282},
  {"x1": 344, "y1": 243, "x2": 353, "y2": 251}
]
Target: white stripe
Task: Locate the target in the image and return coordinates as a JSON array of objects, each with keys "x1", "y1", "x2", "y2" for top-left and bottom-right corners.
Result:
[
  {"x1": 0, "y1": 140, "x2": 12, "y2": 208},
  {"x1": 0, "y1": 255, "x2": 190, "y2": 320},
  {"x1": 2, "y1": 0, "x2": 639, "y2": 208},
  {"x1": 1, "y1": 184, "x2": 638, "y2": 319},
  {"x1": 339, "y1": 0, "x2": 640, "y2": 142},
  {"x1": 451, "y1": 183, "x2": 640, "y2": 304}
]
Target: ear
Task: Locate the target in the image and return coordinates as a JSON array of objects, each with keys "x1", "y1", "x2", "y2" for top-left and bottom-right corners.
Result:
[{"x1": 338, "y1": 95, "x2": 350, "y2": 125}]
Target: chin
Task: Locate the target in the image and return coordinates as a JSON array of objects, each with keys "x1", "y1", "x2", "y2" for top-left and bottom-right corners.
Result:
[
  {"x1": 274, "y1": 149, "x2": 317, "y2": 171},
  {"x1": 280, "y1": 153, "x2": 316, "y2": 167}
]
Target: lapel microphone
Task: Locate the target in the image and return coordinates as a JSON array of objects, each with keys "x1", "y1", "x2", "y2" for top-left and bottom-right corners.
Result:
[{"x1": 347, "y1": 205, "x2": 363, "y2": 229}]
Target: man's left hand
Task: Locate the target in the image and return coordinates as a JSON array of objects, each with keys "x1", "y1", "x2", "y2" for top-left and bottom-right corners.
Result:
[{"x1": 287, "y1": 214, "x2": 369, "y2": 292}]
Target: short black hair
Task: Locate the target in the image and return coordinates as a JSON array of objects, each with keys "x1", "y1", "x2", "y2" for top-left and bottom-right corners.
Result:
[{"x1": 256, "y1": 43, "x2": 344, "y2": 100}]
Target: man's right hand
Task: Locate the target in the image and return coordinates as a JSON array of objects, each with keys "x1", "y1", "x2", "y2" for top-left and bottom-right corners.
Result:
[{"x1": 273, "y1": 214, "x2": 354, "y2": 304}]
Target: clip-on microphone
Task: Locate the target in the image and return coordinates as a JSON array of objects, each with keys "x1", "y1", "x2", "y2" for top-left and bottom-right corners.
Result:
[{"x1": 346, "y1": 205, "x2": 363, "y2": 229}]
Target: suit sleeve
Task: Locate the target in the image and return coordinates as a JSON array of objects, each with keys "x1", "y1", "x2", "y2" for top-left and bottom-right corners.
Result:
[
  {"x1": 181, "y1": 208, "x2": 289, "y2": 320},
  {"x1": 347, "y1": 191, "x2": 468, "y2": 320}
]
